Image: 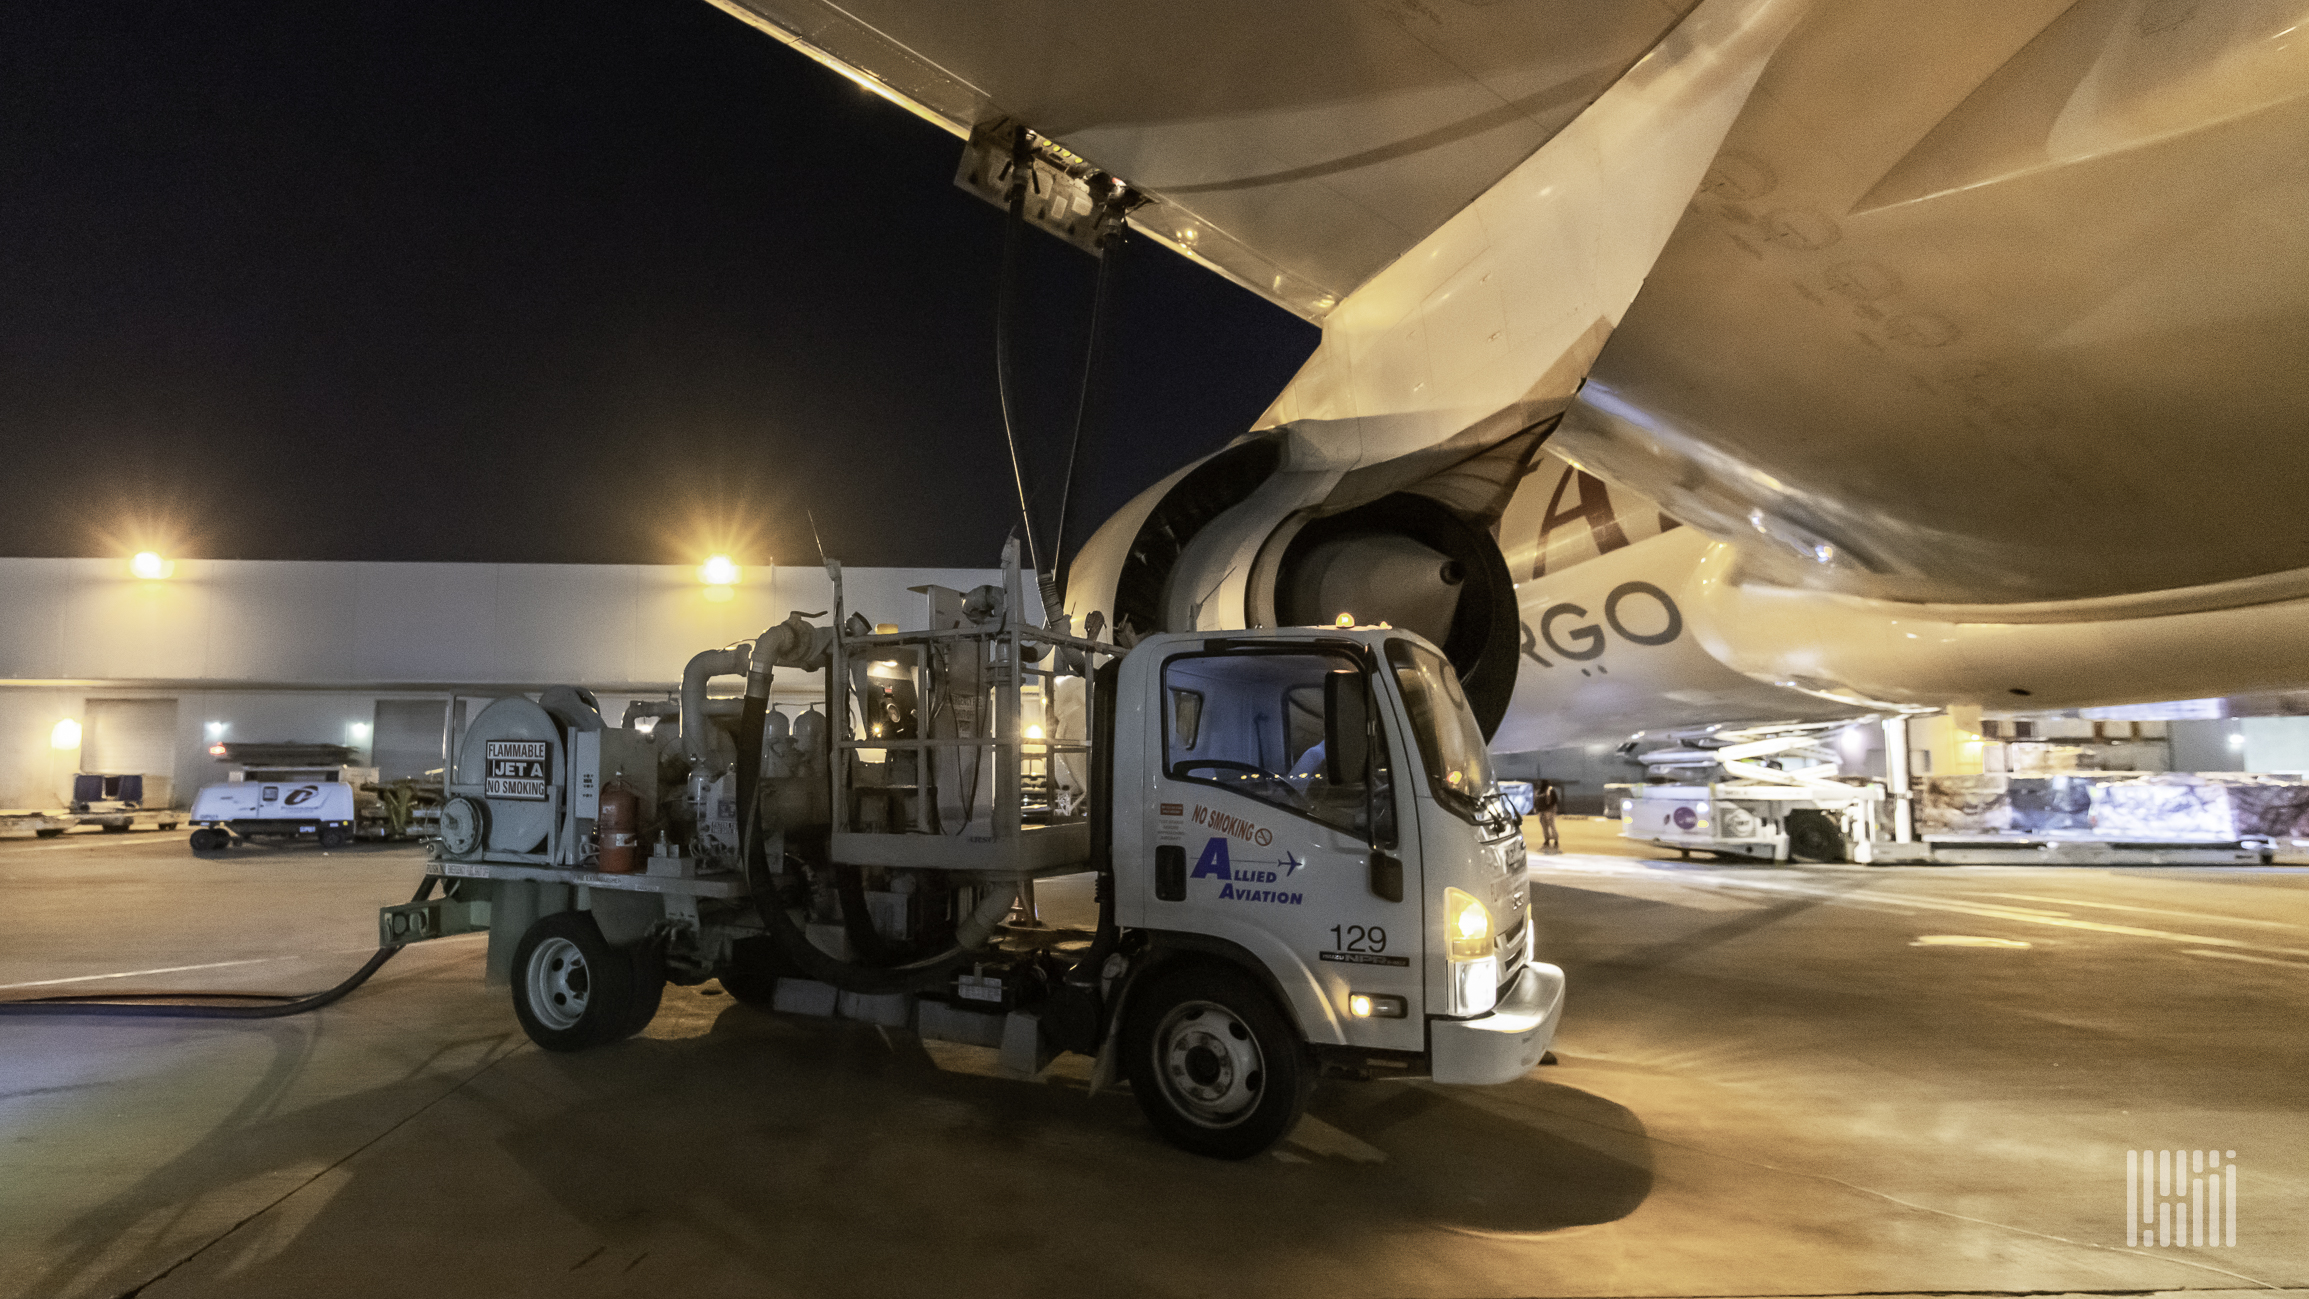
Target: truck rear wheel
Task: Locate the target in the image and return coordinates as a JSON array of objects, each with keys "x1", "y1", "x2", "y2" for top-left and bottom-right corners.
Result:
[
  {"x1": 511, "y1": 911, "x2": 661, "y2": 1051},
  {"x1": 1124, "y1": 964, "x2": 1312, "y2": 1160},
  {"x1": 318, "y1": 826, "x2": 351, "y2": 850}
]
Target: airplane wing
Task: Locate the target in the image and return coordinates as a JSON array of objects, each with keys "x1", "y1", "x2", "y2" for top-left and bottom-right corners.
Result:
[
  {"x1": 1554, "y1": 0, "x2": 2309, "y2": 605},
  {"x1": 704, "y1": 0, "x2": 1702, "y2": 319},
  {"x1": 707, "y1": 0, "x2": 2309, "y2": 741},
  {"x1": 714, "y1": 0, "x2": 2308, "y2": 600}
]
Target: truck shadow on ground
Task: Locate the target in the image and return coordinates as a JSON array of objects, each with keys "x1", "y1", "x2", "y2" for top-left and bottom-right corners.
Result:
[
  {"x1": 28, "y1": 987, "x2": 1650, "y2": 1297},
  {"x1": 476, "y1": 999, "x2": 1655, "y2": 1288}
]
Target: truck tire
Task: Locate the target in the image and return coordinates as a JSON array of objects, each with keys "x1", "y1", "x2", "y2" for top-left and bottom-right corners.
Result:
[
  {"x1": 511, "y1": 911, "x2": 656, "y2": 1052},
  {"x1": 101, "y1": 823, "x2": 130, "y2": 834},
  {"x1": 188, "y1": 829, "x2": 225, "y2": 852},
  {"x1": 624, "y1": 940, "x2": 666, "y2": 1037},
  {"x1": 1124, "y1": 963, "x2": 1313, "y2": 1160},
  {"x1": 318, "y1": 826, "x2": 351, "y2": 850},
  {"x1": 34, "y1": 828, "x2": 63, "y2": 839},
  {"x1": 1786, "y1": 809, "x2": 1848, "y2": 863}
]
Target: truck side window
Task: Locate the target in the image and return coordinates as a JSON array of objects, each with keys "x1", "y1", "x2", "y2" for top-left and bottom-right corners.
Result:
[
  {"x1": 1160, "y1": 651, "x2": 1383, "y2": 837},
  {"x1": 1169, "y1": 688, "x2": 1203, "y2": 750}
]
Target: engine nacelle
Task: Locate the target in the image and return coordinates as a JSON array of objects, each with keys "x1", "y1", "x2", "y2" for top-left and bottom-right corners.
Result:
[{"x1": 1065, "y1": 421, "x2": 1542, "y2": 736}]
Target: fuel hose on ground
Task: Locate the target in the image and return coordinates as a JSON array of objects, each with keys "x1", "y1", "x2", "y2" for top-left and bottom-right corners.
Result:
[{"x1": 0, "y1": 877, "x2": 438, "y2": 1020}]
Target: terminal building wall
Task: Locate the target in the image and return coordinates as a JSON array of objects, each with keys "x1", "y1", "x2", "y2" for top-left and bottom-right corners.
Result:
[{"x1": 0, "y1": 558, "x2": 1014, "y2": 809}]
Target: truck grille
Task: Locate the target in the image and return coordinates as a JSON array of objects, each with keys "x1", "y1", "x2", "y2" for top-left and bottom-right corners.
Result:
[{"x1": 1496, "y1": 913, "x2": 1528, "y2": 984}]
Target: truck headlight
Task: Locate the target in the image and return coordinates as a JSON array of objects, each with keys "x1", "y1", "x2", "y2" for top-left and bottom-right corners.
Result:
[{"x1": 1445, "y1": 888, "x2": 1491, "y2": 961}]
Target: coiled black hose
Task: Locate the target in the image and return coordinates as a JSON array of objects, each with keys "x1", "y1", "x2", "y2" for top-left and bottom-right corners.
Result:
[
  {"x1": 0, "y1": 876, "x2": 438, "y2": 1019},
  {"x1": 734, "y1": 686, "x2": 995, "y2": 996}
]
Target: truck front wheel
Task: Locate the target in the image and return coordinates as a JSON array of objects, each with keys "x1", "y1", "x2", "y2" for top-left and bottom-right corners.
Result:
[
  {"x1": 511, "y1": 911, "x2": 661, "y2": 1051},
  {"x1": 1124, "y1": 964, "x2": 1312, "y2": 1159},
  {"x1": 1785, "y1": 809, "x2": 1848, "y2": 863}
]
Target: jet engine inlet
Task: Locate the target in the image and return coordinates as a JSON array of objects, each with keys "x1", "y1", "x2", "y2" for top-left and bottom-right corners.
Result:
[{"x1": 1272, "y1": 493, "x2": 1520, "y2": 736}]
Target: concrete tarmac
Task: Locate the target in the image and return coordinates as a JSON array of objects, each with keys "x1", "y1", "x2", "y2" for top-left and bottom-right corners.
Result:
[{"x1": 1, "y1": 822, "x2": 2302, "y2": 1298}]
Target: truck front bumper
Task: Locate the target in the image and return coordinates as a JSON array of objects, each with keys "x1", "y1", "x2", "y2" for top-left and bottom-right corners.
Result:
[{"x1": 1429, "y1": 962, "x2": 1565, "y2": 1085}]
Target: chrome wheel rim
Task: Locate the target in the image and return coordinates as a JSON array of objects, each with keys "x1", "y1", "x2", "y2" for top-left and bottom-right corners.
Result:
[
  {"x1": 526, "y1": 936, "x2": 590, "y2": 1031},
  {"x1": 1154, "y1": 999, "x2": 1264, "y2": 1128}
]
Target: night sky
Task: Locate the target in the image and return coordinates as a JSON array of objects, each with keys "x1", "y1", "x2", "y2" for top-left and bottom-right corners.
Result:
[{"x1": 0, "y1": 0, "x2": 1319, "y2": 571}]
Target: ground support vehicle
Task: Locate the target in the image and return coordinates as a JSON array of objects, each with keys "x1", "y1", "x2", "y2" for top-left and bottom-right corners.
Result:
[
  {"x1": 187, "y1": 758, "x2": 436, "y2": 852},
  {"x1": 1867, "y1": 836, "x2": 2271, "y2": 865},
  {"x1": 384, "y1": 545, "x2": 1564, "y2": 1158},
  {"x1": 1615, "y1": 722, "x2": 2282, "y2": 866},
  {"x1": 1616, "y1": 722, "x2": 1887, "y2": 862},
  {"x1": 0, "y1": 811, "x2": 80, "y2": 838},
  {"x1": 188, "y1": 766, "x2": 366, "y2": 851},
  {"x1": 67, "y1": 773, "x2": 182, "y2": 835}
]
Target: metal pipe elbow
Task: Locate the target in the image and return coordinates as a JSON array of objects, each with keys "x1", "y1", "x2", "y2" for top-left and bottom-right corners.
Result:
[
  {"x1": 953, "y1": 884, "x2": 1020, "y2": 950},
  {"x1": 681, "y1": 647, "x2": 752, "y2": 774}
]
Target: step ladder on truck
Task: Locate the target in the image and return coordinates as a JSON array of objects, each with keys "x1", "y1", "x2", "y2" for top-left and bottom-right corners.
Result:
[{"x1": 388, "y1": 542, "x2": 1564, "y2": 1158}]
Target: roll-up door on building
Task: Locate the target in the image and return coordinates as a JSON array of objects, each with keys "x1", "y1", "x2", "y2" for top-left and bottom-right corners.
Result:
[
  {"x1": 373, "y1": 700, "x2": 453, "y2": 782},
  {"x1": 82, "y1": 699, "x2": 179, "y2": 803}
]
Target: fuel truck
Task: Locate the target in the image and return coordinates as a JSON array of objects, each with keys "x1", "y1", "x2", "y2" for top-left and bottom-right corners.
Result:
[{"x1": 388, "y1": 546, "x2": 1563, "y2": 1158}]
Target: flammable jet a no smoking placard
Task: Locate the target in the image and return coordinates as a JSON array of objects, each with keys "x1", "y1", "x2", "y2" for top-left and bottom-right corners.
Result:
[{"x1": 484, "y1": 740, "x2": 552, "y2": 801}]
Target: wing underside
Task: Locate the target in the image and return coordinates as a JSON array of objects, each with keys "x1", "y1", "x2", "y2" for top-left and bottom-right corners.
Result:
[
  {"x1": 706, "y1": 0, "x2": 1698, "y2": 319},
  {"x1": 710, "y1": 0, "x2": 2309, "y2": 610}
]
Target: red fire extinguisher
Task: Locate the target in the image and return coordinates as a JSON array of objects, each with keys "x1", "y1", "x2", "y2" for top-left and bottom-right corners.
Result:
[{"x1": 598, "y1": 781, "x2": 641, "y2": 874}]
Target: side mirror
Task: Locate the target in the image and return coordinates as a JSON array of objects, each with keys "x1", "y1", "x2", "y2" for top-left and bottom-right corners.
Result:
[
  {"x1": 1322, "y1": 670, "x2": 1370, "y2": 786},
  {"x1": 1369, "y1": 849, "x2": 1403, "y2": 903}
]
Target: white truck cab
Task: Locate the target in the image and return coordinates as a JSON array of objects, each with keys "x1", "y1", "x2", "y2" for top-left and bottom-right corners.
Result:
[
  {"x1": 390, "y1": 552, "x2": 1565, "y2": 1158},
  {"x1": 1117, "y1": 631, "x2": 1560, "y2": 1101}
]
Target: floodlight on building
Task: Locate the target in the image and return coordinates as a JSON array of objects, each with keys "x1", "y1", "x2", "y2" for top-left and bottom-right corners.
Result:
[
  {"x1": 130, "y1": 551, "x2": 175, "y2": 580},
  {"x1": 698, "y1": 555, "x2": 741, "y2": 587},
  {"x1": 350, "y1": 722, "x2": 371, "y2": 742},
  {"x1": 51, "y1": 719, "x2": 81, "y2": 750}
]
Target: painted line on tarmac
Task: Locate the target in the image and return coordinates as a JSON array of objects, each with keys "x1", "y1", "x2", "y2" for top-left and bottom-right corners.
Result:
[
  {"x1": 1976, "y1": 890, "x2": 2309, "y2": 933},
  {"x1": 1531, "y1": 862, "x2": 2309, "y2": 961},
  {"x1": 2182, "y1": 948, "x2": 2309, "y2": 970},
  {"x1": 0, "y1": 935, "x2": 482, "y2": 991},
  {"x1": 5, "y1": 834, "x2": 189, "y2": 851}
]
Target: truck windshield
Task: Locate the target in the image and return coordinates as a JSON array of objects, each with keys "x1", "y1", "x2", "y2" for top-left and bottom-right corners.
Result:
[
  {"x1": 1159, "y1": 647, "x2": 1385, "y2": 838},
  {"x1": 1384, "y1": 639, "x2": 1500, "y2": 823}
]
